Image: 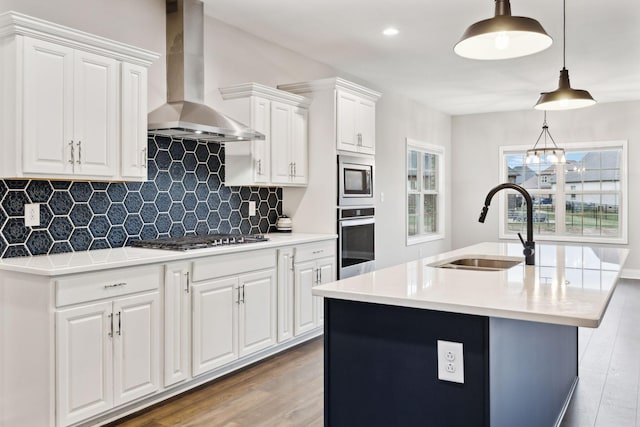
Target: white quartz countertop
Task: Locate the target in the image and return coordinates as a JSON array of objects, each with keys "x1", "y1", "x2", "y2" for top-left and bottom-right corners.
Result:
[
  {"x1": 312, "y1": 242, "x2": 629, "y2": 327},
  {"x1": 0, "y1": 233, "x2": 336, "y2": 276}
]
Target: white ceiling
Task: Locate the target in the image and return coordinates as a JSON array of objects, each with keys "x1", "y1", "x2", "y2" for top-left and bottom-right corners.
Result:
[{"x1": 202, "y1": 0, "x2": 640, "y2": 116}]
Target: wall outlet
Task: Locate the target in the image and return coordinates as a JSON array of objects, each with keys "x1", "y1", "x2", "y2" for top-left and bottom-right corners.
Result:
[
  {"x1": 248, "y1": 201, "x2": 256, "y2": 217},
  {"x1": 25, "y1": 203, "x2": 41, "y2": 227},
  {"x1": 437, "y1": 340, "x2": 464, "y2": 383}
]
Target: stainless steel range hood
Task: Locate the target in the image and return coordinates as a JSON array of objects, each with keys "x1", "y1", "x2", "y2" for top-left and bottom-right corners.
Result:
[{"x1": 148, "y1": 0, "x2": 264, "y2": 142}]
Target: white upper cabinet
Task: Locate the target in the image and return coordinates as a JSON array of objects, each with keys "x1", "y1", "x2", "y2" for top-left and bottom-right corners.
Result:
[
  {"x1": 71, "y1": 50, "x2": 119, "y2": 177},
  {"x1": 334, "y1": 85, "x2": 378, "y2": 155},
  {"x1": 220, "y1": 82, "x2": 310, "y2": 187},
  {"x1": 0, "y1": 12, "x2": 158, "y2": 181},
  {"x1": 279, "y1": 77, "x2": 381, "y2": 156},
  {"x1": 120, "y1": 62, "x2": 150, "y2": 180}
]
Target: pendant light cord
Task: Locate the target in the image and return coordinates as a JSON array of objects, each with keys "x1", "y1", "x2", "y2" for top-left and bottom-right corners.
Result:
[{"x1": 563, "y1": 0, "x2": 566, "y2": 68}]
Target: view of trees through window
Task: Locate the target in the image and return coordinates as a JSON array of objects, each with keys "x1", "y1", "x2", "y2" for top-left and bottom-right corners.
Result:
[
  {"x1": 407, "y1": 141, "x2": 443, "y2": 242},
  {"x1": 503, "y1": 145, "x2": 623, "y2": 241}
]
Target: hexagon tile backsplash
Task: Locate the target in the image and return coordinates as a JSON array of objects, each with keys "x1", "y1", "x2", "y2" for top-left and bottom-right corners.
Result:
[{"x1": 0, "y1": 136, "x2": 283, "y2": 258}]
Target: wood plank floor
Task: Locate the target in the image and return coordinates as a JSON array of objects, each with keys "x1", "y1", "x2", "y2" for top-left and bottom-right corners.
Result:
[
  {"x1": 109, "y1": 338, "x2": 324, "y2": 427},
  {"x1": 111, "y1": 280, "x2": 640, "y2": 427}
]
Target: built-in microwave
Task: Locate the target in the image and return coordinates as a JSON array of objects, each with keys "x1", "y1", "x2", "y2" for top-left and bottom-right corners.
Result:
[{"x1": 338, "y1": 155, "x2": 374, "y2": 206}]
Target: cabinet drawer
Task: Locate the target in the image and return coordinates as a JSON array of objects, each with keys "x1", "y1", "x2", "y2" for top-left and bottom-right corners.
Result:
[
  {"x1": 295, "y1": 241, "x2": 336, "y2": 264},
  {"x1": 56, "y1": 265, "x2": 162, "y2": 307},
  {"x1": 191, "y1": 249, "x2": 276, "y2": 282}
]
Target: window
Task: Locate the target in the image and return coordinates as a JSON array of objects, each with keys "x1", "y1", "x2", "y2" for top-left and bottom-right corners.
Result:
[
  {"x1": 406, "y1": 139, "x2": 445, "y2": 244},
  {"x1": 500, "y1": 140, "x2": 627, "y2": 244}
]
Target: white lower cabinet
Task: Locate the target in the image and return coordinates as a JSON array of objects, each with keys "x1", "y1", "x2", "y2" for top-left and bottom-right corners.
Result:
[
  {"x1": 279, "y1": 241, "x2": 336, "y2": 338},
  {"x1": 56, "y1": 291, "x2": 160, "y2": 426},
  {"x1": 277, "y1": 247, "x2": 295, "y2": 342},
  {"x1": 294, "y1": 260, "x2": 317, "y2": 335},
  {"x1": 294, "y1": 256, "x2": 334, "y2": 333},
  {"x1": 163, "y1": 262, "x2": 191, "y2": 387},
  {"x1": 192, "y1": 276, "x2": 238, "y2": 376},
  {"x1": 190, "y1": 249, "x2": 277, "y2": 378}
]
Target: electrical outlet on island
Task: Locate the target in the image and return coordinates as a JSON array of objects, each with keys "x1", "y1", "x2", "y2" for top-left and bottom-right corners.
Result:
[{"x1": 437, "y1": 340, "x2": 464, "y2": 383}]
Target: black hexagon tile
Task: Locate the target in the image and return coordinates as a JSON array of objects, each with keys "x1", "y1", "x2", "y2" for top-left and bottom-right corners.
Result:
[
  {"x1": 26, "y1": 230, "x2": 53, "y2": 256},
  {"x1": 69, "y1": 182, "x2": 92, "y2": 202},
  {"x1": 3, "y1": 191, "x2": 29, "y2": 217},
  {"x1": 50, "y1": 217, "x2": 74, "y2": 240},
  {"x1": 26, "y1": 181, "x2": 53, "y2": 203}
]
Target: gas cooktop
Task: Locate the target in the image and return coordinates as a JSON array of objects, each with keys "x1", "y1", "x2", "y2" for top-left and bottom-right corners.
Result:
[{"x1": 131, "y1": 234, "x2": 268, "y2": 251}]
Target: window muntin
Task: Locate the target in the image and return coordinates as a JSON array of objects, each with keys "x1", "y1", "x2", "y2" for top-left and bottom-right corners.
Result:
[
  {"x1": 500, "y1": 141, "x2": 627, "y2": 244},
  {"x1": 406, "y1": 139, "x2": 444, "y2": 244}
]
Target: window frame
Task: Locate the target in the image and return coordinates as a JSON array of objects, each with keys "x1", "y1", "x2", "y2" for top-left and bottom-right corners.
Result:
[
  {"x1": 406, "y1": 138, "x2": 445, "y2": 245},
  {"x1": 499, "y1": 140, "x2": 628, "y2": 245}
]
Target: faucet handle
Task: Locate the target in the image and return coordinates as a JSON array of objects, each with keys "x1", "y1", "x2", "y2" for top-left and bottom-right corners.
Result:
[{"x1": 517, "y1": 232, "x2": 526, "y2": 247}]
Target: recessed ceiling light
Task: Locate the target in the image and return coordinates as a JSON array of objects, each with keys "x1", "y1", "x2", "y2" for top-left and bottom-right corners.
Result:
[{"x1": 383, "y1": 27, "x2": 399, "y2": 36}]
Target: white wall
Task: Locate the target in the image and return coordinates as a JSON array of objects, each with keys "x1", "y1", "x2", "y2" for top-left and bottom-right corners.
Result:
[
  {"x1": 451, "y1": 101, "x2": 640, "y2": 277},
  {"x1": 375, "y1": 92, "x2": 452, "y2": 269}
]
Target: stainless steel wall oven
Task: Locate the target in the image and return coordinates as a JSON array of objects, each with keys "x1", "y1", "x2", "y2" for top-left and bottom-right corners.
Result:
[{"x1": 338, "y1": 206, "x2": 375, "y2": 279}]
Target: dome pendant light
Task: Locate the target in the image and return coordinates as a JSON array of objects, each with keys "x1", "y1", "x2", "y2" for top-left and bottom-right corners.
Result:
[
  {"x1": 534, "y1": 0, "x2": 596, "y2": 110},
  {"x1": 454, "y1": 0, "x2": 552, "y2": 60}
]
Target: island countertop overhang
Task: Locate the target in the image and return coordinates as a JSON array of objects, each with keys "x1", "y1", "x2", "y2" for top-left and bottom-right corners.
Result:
[{"x1": 312, "y1": 242, "x2": 629, "y2": 327}]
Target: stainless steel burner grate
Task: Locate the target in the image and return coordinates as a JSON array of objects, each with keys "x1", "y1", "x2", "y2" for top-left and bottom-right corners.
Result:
[{"x1": 130, "y1": 234, "x2": 268, "y2": 251}]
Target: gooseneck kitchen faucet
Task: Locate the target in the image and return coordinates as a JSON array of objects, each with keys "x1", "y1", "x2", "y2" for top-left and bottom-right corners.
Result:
[{"x1": 479, "y1": 183, "x2": 536, "y2": 265}]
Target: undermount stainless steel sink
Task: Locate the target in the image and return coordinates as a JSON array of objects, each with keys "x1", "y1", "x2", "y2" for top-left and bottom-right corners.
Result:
[{"x1": 430, "y1": 256, "x2": 523, "y2": 271}]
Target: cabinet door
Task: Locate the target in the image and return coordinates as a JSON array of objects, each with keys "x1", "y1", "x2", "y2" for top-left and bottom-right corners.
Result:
[
  {"x1": 294, "y1": 260, "x2": 317, "y2": 336},
  {"x1": 73, "y1": 50, "x2": 118, "y2": 177},
  {"x1": 238, "y1": 269, "x2": 277, "y2": 357},
  {"x1": 315, "y1": 257, "x2": 336, "y2": 327},
  {"x1": 22, "y1": 37, "x2": 74, "y2": 175},
  {"x1": 252, "y1": 96, "x2": 271, "y2": 183},
  {"x1": 164, "y1": 263, "x2": 191, "y2": 387},
  {"x1": 112, "y1": 292, "x2": 160, "y2": 406},
  {"x1": 277, "y1": 248, "x2": 295, "y2": 342},
  {"x1": 270, "y1": 101, "x2": 293, "y2": 184},
  {"x1": 357, "y1": 98, "x2": 376, "y2": 154},
  {"x1": 56, "y1": 301, "x2": 113, "y2": 426},
  {"x1": 336, "y1": 90, "x2": 358, "y2": 152},
  {"x1": 120, "y1": 62, "x2": 149, "y2": 179},
  {"x1": 192, "y1": 277, "x2": 238, "y2": 376},
  {"x1": 290, "y1": 106, "x2": 308, "y2": 185}
]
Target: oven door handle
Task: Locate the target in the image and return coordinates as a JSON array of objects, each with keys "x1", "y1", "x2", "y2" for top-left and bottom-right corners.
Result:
[{"x1": 339, "y1": 218, "x2": 375, "y2": 227}]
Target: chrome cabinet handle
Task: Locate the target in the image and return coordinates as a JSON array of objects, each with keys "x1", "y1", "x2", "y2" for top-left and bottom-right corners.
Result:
[
  {"x1": 357, "y1": 133, "x2": 362, "y2": 146},
  {"x1": 77, "y1": 141, "x2": 82, "y2": 164},
  {"x1": 142, "y1": 147, "x2": 147, "y2": 168},
  {"x1": 104, "y1": 282, "x2": 127, "y2": 289},
  {"x1": 256, "y1": 159, "x2": 262, "y2": 175},
  {"x1": 116, "y1": 311, "x2": 122, "y2": 336},
  {"x1": 236, "y1": 286, "x2": 241, "y2": 305},
  {"x1": 289, "y1": 255, "x2": 295, "y2": 271},
  {"x1": 68, "y1": 141, "x2": 75, "y2": 165},
  {"x1": 241, "y1": 285, "x2": 245, "y2": 304},
  {"x1": 293, "y1": 162, "x2": 297, "y2": 177},
  {"x1": 185, "y1": 272, "x2": 190, "y2": 293},
  {"x1": 108, "y1": 313, "x2": 113, "y2": 338}
]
